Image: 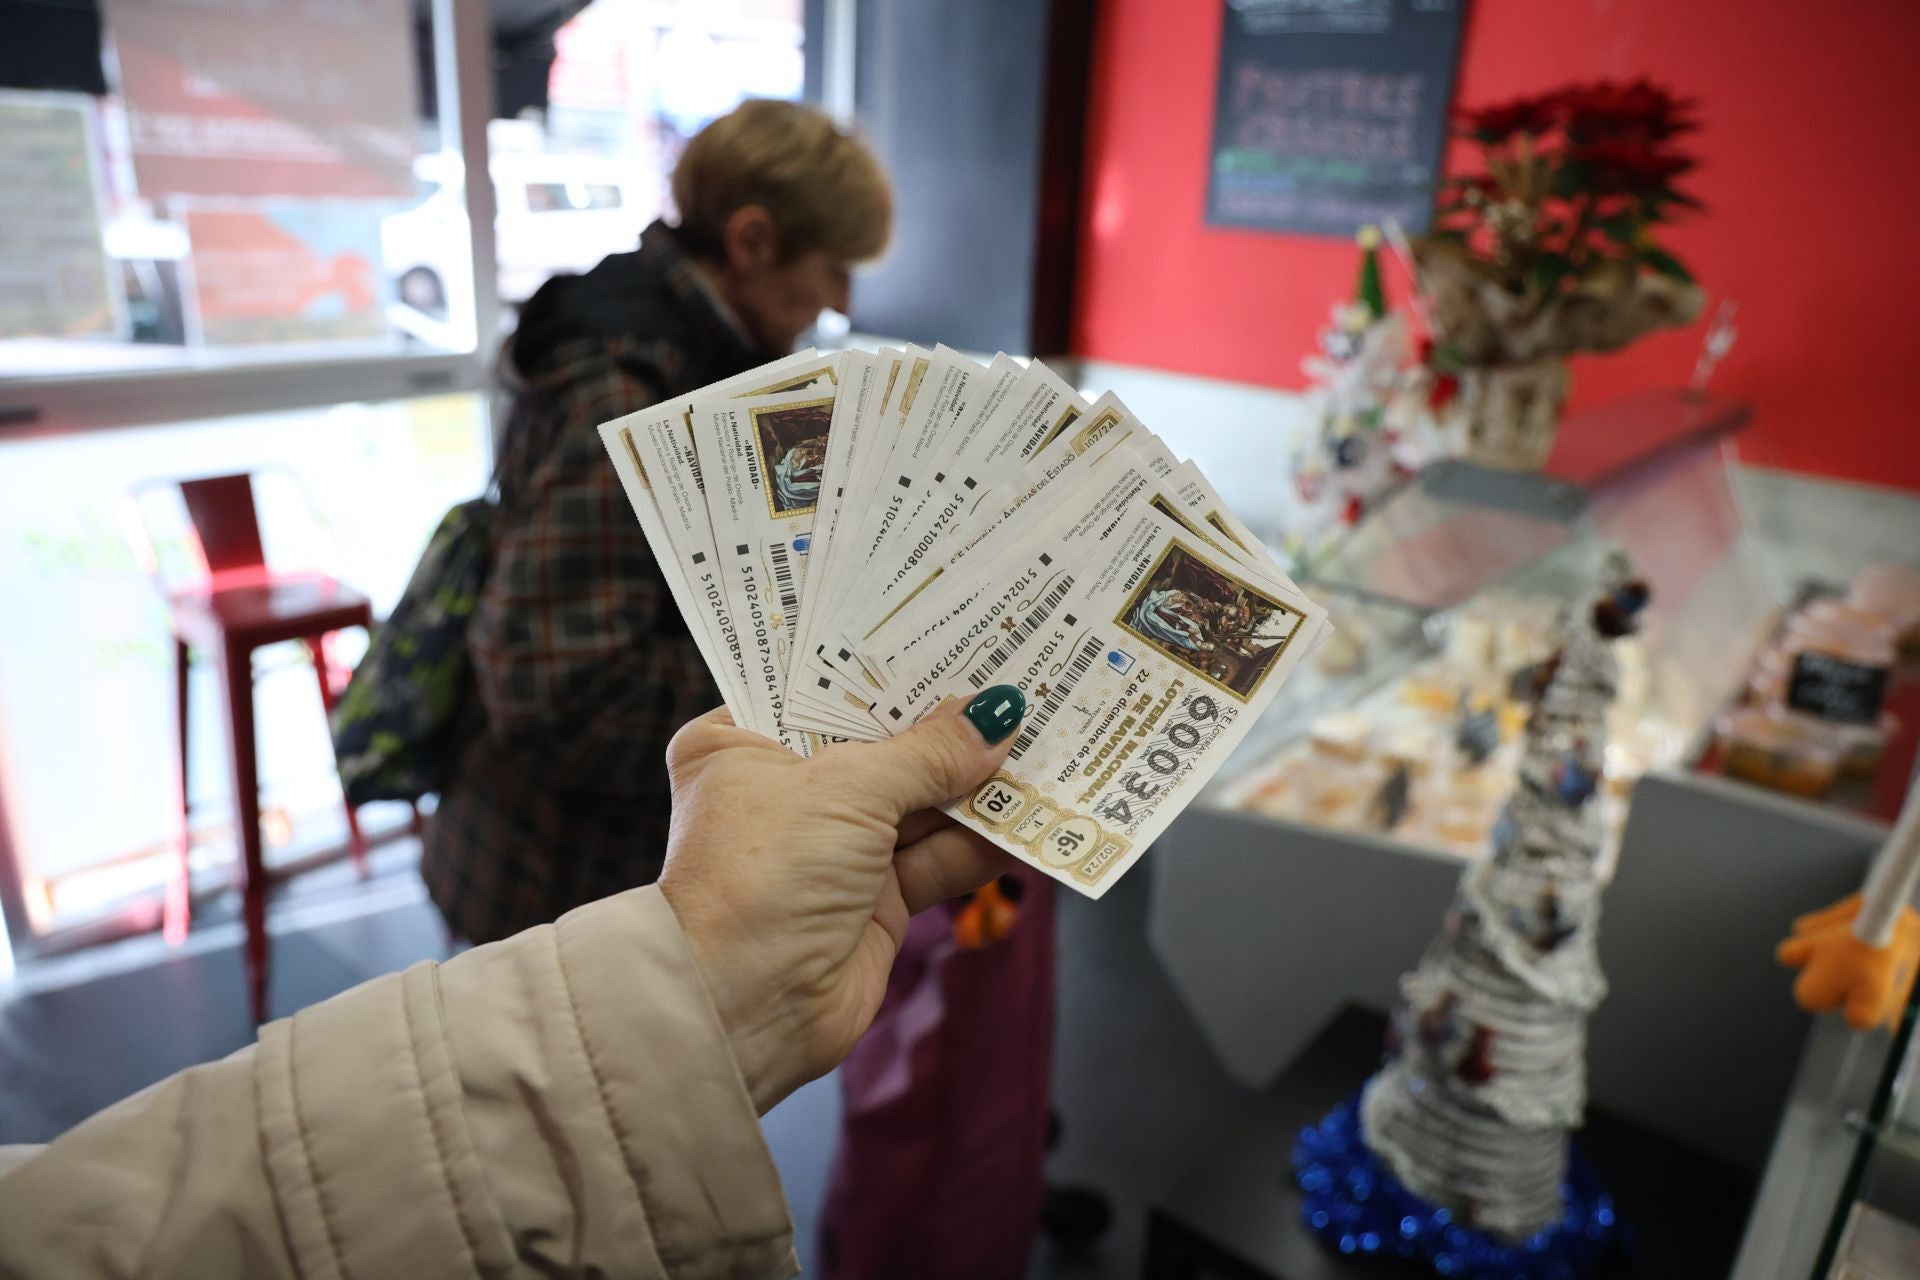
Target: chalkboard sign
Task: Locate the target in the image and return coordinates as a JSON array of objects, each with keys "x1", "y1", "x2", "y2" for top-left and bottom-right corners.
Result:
[
  {"x1": 1206, "y1": 0, "x2": 1467, "y2": 238},
  {"x1": 1787, "y1": 652, "x2": 1889, "y2": 727}
]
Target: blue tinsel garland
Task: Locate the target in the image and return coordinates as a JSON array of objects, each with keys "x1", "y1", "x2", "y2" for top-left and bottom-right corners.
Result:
[{"x1": 1291, "y1": 1095, "x2": 1625, "y2": 1280}]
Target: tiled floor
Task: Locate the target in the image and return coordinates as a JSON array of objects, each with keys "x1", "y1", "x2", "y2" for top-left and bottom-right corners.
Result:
[
  {"x1": 0, "y1": 842, "x2": 446, "y2": 1146},
  {"x1": 0, "y1": 847, "x2": 1256, "y2": 1278}
]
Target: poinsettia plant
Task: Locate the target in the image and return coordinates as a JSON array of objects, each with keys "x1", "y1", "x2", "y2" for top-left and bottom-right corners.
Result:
[{"x1": 1415, "y1": 79, "x2": 1706, "y2": 366}]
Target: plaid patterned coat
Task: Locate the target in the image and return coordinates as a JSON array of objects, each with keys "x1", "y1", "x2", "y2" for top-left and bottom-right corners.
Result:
[{"x1": 422, "y1": 223, "x2": 776, "y2": 943}]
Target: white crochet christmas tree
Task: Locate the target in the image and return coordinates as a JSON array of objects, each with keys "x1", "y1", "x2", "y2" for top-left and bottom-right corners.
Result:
[
  {"x1": 1358, "y1": 553, "x2": 1644, "y2": 1241},
  {"x1": 1288, "y1": 228, "x2": 1451, "y2": 579}
]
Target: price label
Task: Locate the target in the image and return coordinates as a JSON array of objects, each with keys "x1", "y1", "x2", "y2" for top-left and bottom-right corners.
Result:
[{"x1": 1786, "y1": 652, "x2": 1888, "y2": 727}]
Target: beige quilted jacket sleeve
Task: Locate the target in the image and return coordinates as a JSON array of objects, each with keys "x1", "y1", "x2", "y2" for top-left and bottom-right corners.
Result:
[{"x1": 0, "y1": 887, "x2": 798, "y2": 1279}]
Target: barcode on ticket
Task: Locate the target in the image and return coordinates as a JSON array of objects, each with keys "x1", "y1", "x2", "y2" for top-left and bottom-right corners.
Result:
[
  {"x1": 964, "y1": 578, "x2": 1077, "y2": 689},
  {"x1": 1009, "y1": 636, "x2": 1103, "y2": 758},
  {"x1": 769, "y1": 542, "x2": 800, "y2": 623}
]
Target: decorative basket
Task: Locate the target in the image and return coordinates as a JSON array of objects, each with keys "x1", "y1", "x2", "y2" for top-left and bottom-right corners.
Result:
[{"x1": 1457, "y1": 356, "x2": 1571, "y2": 471}]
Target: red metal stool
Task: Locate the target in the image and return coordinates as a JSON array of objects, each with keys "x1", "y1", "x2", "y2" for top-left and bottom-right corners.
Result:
[{"x1": 132, "y1": 473, "x2": 374, "y2": 1023}]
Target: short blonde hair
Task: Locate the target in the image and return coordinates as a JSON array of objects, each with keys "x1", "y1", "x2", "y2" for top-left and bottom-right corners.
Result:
[{"x1": 672, "y1": 99, "x2": 892, "y2": 265}]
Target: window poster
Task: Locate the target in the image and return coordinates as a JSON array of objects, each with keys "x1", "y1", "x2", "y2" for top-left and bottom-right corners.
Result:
[
  {"x1": 0, "y1": 93, "x2": 123, "y2": 341},
  {"x1": 181, "y1": 200, "x2": 396, "y2": 346},
  {"x1": 105, "y1": 0, "x2": 418, "y2": 201}
]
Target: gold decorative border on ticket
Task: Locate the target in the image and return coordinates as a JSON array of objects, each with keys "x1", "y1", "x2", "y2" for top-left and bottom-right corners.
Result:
[
  {"x1": 1035, "y1": 404, "x2": 1082, "y2": 452},
  {"x1": 1039, "y1": 403, "x2": 1122, "y2": 455},
  {"x1": 966, "y1": 773, "x2": 1132, "y2": 887},
  {"x1": 743, "y1": 365, "x2": 838, "y2": 397}
]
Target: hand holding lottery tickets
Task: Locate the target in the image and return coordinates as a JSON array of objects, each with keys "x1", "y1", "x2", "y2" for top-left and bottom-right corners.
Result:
[
  {"x1": 659, "y1": 687, "x2": 1027, "y2": 1112},
  {"x1": 601, "y1": 345, "x2": 1328, "y2": 899},
  {"x1": 0, "y1": 691, "x2": 1029, "y2": 1279}
]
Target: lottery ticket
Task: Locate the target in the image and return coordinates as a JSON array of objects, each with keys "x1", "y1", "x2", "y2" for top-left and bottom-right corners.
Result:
[
  {"x1": 598, "y1": 348, "x2": 833, "y2": 726},
  {"x1": 906, "y1": 504, "x2": 1327, "y2": 895},
  {"x1": 863, "y1": 449, "x2": 1316, "y2": 723},
  {"x1": 784, "y1": 351, "x2": 889, "y2": 733},
  {"x1": 688, "y1": 383, "x2": 856, "y2": 754}
]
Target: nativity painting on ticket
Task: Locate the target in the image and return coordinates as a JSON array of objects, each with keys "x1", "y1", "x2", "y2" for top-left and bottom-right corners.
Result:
[
  {"x1": 1115, "y1": 541, "x2": 1303, "y2": 700},
  {"x1": 751, "y1": 397, "x2": 834, "y2": 519}
]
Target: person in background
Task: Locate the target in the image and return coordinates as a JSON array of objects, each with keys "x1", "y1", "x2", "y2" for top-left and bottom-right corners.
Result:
[
  {"x1": 0, "y1": 693, "x2": 1029, "y2": 1278},
  {"x1": 422, "y1": 98, "x2": 889, "y2": 943}
]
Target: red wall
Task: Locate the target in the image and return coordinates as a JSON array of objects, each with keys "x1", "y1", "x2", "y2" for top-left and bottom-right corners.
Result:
[{"x1": 1073, "y1": 0, "x2": 1920, "y2": 491}]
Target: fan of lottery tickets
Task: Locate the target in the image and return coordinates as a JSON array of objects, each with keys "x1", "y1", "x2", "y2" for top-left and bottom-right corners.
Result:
[{"x1": 600, "y1": 345, "x2": 1330, "y2": 897}]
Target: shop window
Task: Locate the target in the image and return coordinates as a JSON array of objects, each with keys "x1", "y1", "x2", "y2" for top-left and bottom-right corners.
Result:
[{"x1": 0, "y1": 0, "x2": 483, "y2": 380}]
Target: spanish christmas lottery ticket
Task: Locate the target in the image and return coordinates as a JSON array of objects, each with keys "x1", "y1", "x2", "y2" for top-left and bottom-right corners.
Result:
[
  {"x1": 904, "y1": 504, "x2": 1327, "y2": 896},
  {"x1": 688, "y1": 384, "x2": 851, "y2": 755}
]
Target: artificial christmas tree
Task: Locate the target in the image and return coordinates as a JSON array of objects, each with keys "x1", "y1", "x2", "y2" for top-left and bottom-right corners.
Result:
[
  {"x1": 1294, "y1": 553, "x2": 1646, "y2": 1278},
  {"x1": 1288, "y1": 229, "x2": 1414, "y2": 575}
]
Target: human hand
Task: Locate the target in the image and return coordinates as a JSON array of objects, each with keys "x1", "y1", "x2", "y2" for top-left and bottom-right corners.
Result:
[
  {"x1": 1777, "y1": 894, "x2": 1920, "y2": 1031},
  {"x1": 657, "y1": 687, "x2": 1027, "y2": 1112}
]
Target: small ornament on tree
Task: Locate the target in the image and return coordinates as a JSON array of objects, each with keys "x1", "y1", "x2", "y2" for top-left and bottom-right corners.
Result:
[
  {"x1": 1455, "y1": 693, "x2": 1503, "y2": 767},
  {"x1": 1293, "y1": 552, "x2": 1649, "y2": 1279}
]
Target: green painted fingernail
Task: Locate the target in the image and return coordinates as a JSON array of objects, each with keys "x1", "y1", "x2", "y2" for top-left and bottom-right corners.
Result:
[{"x1": 965, "y1": 684, "x2": 1026, "y2": 744}]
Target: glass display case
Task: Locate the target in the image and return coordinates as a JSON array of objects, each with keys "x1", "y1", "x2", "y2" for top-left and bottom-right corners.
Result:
[
  {"x1": 1729, "y1": 978, "x2": 1920, "y2": 1280},
  {"x1": 1150, "y1": 388, "x2": 1912, "y2": 1275},
  {"x1": 1207, "y1": 388, "x2": 1774, "y2": 869},
  {"x1": 1815, "y1": 988, "x2": 1920, "y2": 1279}
]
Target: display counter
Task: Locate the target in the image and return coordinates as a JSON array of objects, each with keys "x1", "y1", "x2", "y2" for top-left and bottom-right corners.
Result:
[
  {"x1": 1144, "y1": 389, "x2": 1913, "y2": 1273},
  {"x1": 1207, "y1": 388, "x2": 1768, "y2": 869}
]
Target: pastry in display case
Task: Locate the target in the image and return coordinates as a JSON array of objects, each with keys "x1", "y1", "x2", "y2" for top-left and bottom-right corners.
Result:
[
  {"x1": 1852, "y1": 563, "x2": 1920, "y2": 651},
  {"x1": 1227, "y1": 591, "x2": 1696, "y2": 869},
  {"x1": 1710, "y1": 563, "x2": 1919, "y2": 806},
  {"x1": 1205, "y1": 390, "x2": 1764, "y2": 868}
]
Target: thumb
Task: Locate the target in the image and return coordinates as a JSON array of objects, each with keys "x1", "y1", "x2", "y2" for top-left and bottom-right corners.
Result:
[{"x1": 839, "y1": 685, "x2": 1027, "y2": 819}]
